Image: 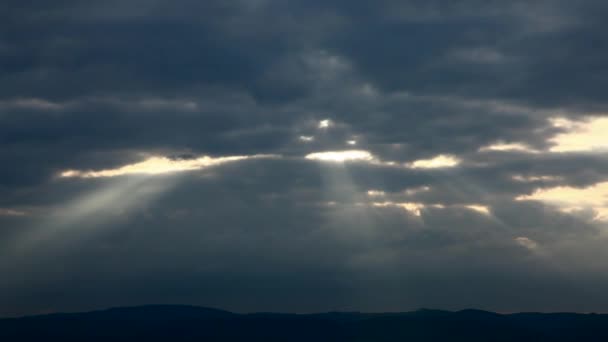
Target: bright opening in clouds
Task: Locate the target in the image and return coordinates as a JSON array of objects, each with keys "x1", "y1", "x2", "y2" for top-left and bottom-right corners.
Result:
[
  {"x1": 517, "y1": 181, "x2": 608, "y2": 221},
  {"x1": 369, "y1": 201, "x2": 491, "y2": 218},
  {"x1": 305, "y1": 150, "x2": 374, "y2": 163},
  {"x1": 318, "y1": 119, "x2": 332, "y2": 129},
  {"x1": 407, "y1": 155, "x2": 461, "y2": 169},
  {"x1": 465, "y1": 204, "x2": 491, "y2": 215},
  {"x1": 372, "y1": 201, "x2": 425, "y2": 217},
  {"x1": 366, "y1": 190, "x2": 386, "y2": 197},
  {"x1": 549, "y1": 117, "x2": 608, "y2": 152},
  {"x1": 479, "y1": 142, "x2": 538, "y2": 153},
  {"x1": 60, "y1": 154, "x2": 278, "y2": 178}
]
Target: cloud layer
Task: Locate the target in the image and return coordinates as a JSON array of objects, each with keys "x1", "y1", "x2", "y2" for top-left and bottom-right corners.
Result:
[{"x1": 2, "y1": 0, "x2": 608, "y2": 316}]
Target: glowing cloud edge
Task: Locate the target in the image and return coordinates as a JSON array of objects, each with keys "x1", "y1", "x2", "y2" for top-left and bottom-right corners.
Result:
[{"x1": 60, "y1": 154, "x2": 280, "y2": 178}]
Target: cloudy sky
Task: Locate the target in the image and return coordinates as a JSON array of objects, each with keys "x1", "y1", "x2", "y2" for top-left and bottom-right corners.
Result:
[{"x1": 2, "y1": 0, "x2": 608, "y2": 317}]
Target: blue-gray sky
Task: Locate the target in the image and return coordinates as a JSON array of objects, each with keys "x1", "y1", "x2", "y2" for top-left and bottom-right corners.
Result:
[{"x1": 2, "y1": 0, "x2": 608, "y2": 317}]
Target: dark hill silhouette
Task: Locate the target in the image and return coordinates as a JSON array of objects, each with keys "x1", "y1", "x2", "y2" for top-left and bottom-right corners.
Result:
[{"x1": 1, "y1": 305, "x2": 607, "y2": 341}]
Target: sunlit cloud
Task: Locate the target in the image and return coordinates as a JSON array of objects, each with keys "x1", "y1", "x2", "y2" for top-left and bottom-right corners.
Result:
[
  {"x1": 299, "y1": 135, "x2": 315, "y2": 142},
  {"x1": 407, "y1": 154, "x2": 461, "y2": 169},
  {"x1": 550, "y1": 117, "x2": 577, "y2": 129},
  {"x1": 307, "y1": 151, "x2": 460, "y2": 169},
  {"x1": 346, "y1": 140, "x2": 357, "y2": 145},
  {"x1": 515, "y1": 236, "x2": 539, "y2": 250},
  {"x1": 465, "y1": 204, "x2": 491, "y2": 215},
  {"x1": 372, "y1": 201, "x2": 425, "y2": 217},
  {"x1": 305, "y1": 150, "x2": 374, "y2": 163},
  {"x1": 318, "y1": 119, "x2": 332, "y2": 129},
  {"x1": 366, "y1": 190, "x2": 386, "y2": 197},
  {"x1": 479, "y1": 142, "x2": 539, "y2": 153},
  {"x1": 0, "y1": 208, "x2": 26, "y2": 216},
  {"x1": 512, "y1": 175, "x2": 562, "y2": 182},
  {"x1": 405, "y1": 186, "x2": 431, "y2": 195},
  {"x1": 60, "y1": 154, "x2": 278, "y2": 178},
  {"x1": 368, "y1": 200, "x2": 491, "y2": 218},
  {"x1": 549, "y1": 116, "x2": 608, "y2": 152},
  {"x1": 516, "y1": 181, "x2": 608, "y2": 220}
]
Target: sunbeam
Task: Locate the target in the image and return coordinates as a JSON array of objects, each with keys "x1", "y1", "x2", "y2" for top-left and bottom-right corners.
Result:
[{"x1": 6, "y1": 175, "x2": 179, "y2": 256}]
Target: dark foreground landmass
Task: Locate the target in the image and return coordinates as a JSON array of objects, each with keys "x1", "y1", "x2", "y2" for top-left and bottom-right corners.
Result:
[{"x1": 1, "y1": 305, "x2": 607, "y2": 341}]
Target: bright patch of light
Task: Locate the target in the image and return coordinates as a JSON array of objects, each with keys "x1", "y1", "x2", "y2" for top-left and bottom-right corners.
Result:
[
  {"x1": 516, "y1": 181, "x2": 608, "y2": 221},
  {"x1": 408, "y1": 155, "x2": 461, "y2": 169},
  {"x1": 549, "y1": 117, "x2": 608, "y2": 152},
  {"x1": 367, "y1": 190, "x2": 386, "y2": 197},
  {"x1": 557, "y1": 206, "x2": 587, "y2": 215},
  {"x1": 479, "y1": 142, "x2": 538, "y2": 153},
  {"x1": 405, "y1": 186, "x2": 431, "y2": 195},
  {"x1": 0, "y1": 208, "x2": 26, "y2": 216},
  {"x1": 372, "y1": 201, "x2": 425, "y2": 216},
  {"x1": 305, "y1": 150, "x2": 374, "y2": 163},
  {"x1": 512, "y1": 175, "x2": 562, "y2": 182},
  {"x1": 364, "y1": 200, "x2": 493, "y2": 217},
  {"x1": 11, "y1": 176, "x2": 177, "y2": 252},
  {"x1": 550, "y1": 117, "x2": 577, "y2": 128},
  {"x1": 347, "y1": 140, "x2": 357, "y2": 145},
  {"x1": 515, "y1": 236, "x2": 539, "y2": 250},
  {"x1": 299, "y1": 135, "x2": 315, "y2": 142},
  {"x1": 465, "y1": 204, "x2": 491, "y2": 215},
  {"x1": 318, "y1": 119, "x2": 332, "y2": 129},
  {"x1": 60, "y1": 154, "x2": 277, "y2": 178}
]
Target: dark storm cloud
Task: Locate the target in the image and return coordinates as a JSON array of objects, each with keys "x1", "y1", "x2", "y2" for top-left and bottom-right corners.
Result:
[
  {"x1": 317, "y1": 0, "x2": 608, "y2": 110},
  {"x1": 3, "y1": 0, "x2": 607, "y2": 108},
  {"x1": 2, "y1": 0, "x2": 608, "y2": 316},
  {"x1": 0, "y1": 0, "x2": 317, "y2": 101}
]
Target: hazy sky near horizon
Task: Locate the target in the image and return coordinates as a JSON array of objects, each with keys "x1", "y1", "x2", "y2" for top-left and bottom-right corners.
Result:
[{"x1": 2, "y1": 0, "x2": 608, "y2": 317}]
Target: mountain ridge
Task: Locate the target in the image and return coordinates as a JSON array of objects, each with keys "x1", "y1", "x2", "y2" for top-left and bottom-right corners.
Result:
[{"x1": 2, "y1": 304, "x2": 608, "y2": 341}]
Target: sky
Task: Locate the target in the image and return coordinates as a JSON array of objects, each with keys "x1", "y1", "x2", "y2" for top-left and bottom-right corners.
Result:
[{"x1": 2, "y1": 0, "x2": 608, "y2": 317}]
